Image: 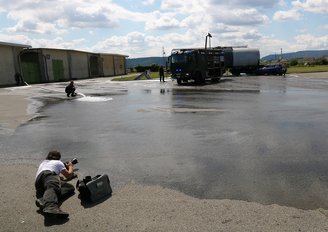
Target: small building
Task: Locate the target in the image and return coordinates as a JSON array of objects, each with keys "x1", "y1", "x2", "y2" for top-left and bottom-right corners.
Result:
[
  {"x1": 20, "y1": 48, "x2": 128, "y2": 84},
  {"x1": 100, "y1": 53, "x2": 127, "y2": 76},
  {"x1": 0, "y1": 42, "x2": 31, "y2": 86},
  {"x1": 0, "y1": 41, "x2": 128, "y2": 86}
]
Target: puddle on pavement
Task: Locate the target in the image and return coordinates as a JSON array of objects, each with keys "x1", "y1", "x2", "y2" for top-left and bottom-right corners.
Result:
[
  {"x1": 76, "y1": 96, "x2": 113, "y2": 102},
  {"x1": 149, "y1": 107, "x2": 227, "y2": 113}
]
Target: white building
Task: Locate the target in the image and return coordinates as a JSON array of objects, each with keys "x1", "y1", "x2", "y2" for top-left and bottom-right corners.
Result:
[{"x1": 0, "y1": 42, "x2": 128, "y2": 86}]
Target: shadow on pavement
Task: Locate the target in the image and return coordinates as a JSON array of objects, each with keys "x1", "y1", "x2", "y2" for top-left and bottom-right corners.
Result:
[{"x1": 44, "y1": 216, "x2": 69, "y2": 226}]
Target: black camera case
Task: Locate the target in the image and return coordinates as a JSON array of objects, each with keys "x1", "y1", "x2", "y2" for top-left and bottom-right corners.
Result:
[{"x1": 77, "y1": 174, "x2": 112, "y2": 203}]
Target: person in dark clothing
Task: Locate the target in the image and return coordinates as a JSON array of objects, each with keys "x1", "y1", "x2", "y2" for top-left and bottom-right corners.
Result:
[
  {"x1": 282, "y1": 64, "x2": 287, "y2": 77},
  {"x1": 159, "y1": 66, "x2": 165, "y2": 82},
  {"x1": 35, "y1": 150, "x2": 75, "y2": 218},
  {"x1": 65, "y1": 81, "x2": 77, "y2": 97},
  {"x1": 14, "y1": 73, "x2": 21, "y2": 86}
]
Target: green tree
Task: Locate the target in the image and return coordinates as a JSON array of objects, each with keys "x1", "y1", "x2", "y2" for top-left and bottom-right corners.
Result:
[
  {"x1": 289, "y1": 59, "x2": 298, "y2": 66},
  {"x1": 314, "y1": 58, "x2": 328, "y2": 65}
]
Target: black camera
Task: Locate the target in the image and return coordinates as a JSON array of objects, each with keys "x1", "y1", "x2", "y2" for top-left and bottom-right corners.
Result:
[
  {"x1": 65, "y1": 158, "x2": 78, "y2": 166},
  {"x1": 71, "y1": 158, "x2": 78, "y2": 165}
]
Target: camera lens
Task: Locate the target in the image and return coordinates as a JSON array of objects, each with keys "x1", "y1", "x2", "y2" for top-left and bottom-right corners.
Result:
[{"x1": 72, "y1": 158, "x2": 78, "y2": 164}]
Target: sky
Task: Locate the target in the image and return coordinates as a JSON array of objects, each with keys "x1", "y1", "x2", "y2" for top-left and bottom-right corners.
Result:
[{"x1": 0, "y1": 0, "x2": 327, "y2": 58}]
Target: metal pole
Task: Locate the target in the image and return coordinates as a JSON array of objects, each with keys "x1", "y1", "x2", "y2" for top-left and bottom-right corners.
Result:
[{"x1": 205, "y1": 35, "x2": 208, "y2": 50}]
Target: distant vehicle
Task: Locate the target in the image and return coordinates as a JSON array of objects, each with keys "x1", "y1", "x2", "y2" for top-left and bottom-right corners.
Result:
[
  {"x1": 169, "y1": 48, "x2": 225, "y2": 85},
  {"x1": 169, "y1": 47, "x2": 261, "y2": 84},
  {"x1": 255, "y1": 64, "x2": 287, "y2": 76},
  {"x1": 169, "y1": 34, "x2": 261, "y2": 84}
]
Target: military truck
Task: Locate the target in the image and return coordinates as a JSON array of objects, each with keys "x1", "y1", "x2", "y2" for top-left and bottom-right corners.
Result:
[
  {"x1": 169, "y1": 45, "x2": 261, "y2": 84},
  {"x1": 169, "y1": 48, "x2": 225, "y2": 85}
]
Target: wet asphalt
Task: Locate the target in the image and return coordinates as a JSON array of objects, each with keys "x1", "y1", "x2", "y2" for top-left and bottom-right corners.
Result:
[{"x1": 1, "y1": 73, "x2": 328, "y2": 210}]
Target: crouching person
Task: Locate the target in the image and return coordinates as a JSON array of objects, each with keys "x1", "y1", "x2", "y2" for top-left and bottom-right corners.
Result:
[
  {"x1": 65, "y1": 81, "x2": 77, "y2": 97},
  {"x1": 35, "y1": 150, "x2": 75, "y2": 218}
]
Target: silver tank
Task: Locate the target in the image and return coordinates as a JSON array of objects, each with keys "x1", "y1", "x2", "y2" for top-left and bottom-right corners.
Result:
[{"x1": 232, "y1": 48, "x2": 260, "y2": 67}]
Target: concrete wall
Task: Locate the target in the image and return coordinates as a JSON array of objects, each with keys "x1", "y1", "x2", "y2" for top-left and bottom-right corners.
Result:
[
  {"x1": 114, "y1": 56, "x2": 126, "y2": 75},
  {"x1": 101, "y1": 54, "x2": 115, "y2": 76},
  {"x1": 69, "y1": 51, "x2": 89, "y2": 79},
  {"x1": 88, "y1": 53, "x2": 103, "y2": 77},
  {"x1": 0, "y1": 45, "x2": 21, "y2": 86},
  {"x1": 42, "y1": 49, "x2": 70, "y2": 82}
]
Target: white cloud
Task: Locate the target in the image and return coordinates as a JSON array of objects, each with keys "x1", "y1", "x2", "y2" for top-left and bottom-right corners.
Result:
[
  {"x1": 0, "y1": 0, "x2": 327, "y2": 58},
  {"x1": 291, "y1": 34, "x2": 328, "y2": 51},
  {"x1": 91, "y1": 32, "x2": 148, "y2": 57},
  {"x1": 90, "y1": 29, "x2": 209, "y2": 58},
  {"x1": 208, "y1": 0, "x2": 277, "y2": 8},
  {"x1": 142, "y1": 0, "x2": 155, "y2": 5},
  {"x1": 273, "y1": 0, "x2": 328, "y2": 23},
  {"x1": 1, "y1": 0, "x2": 151, "y2": 34},
  {"x1": 145, "y1": 11, "x2": 181, "y2": 30},
  {"x1": 273, "y1": 9, "x2": 301, "y2": 21},
  {"x1": 33, "y1": 37, "x2": 87, "y2": 50},
  {"x1": 0, "y1": 33, "x2": 32, "y2": 46},
  {"x1": 0, "y1": 0, "x2": 270, "y2": 36},
  {"x1": 161, "y1": 0, "x2": 194, "y2": 12},
  {"x1": 292, "y1": 0, "x2": 328, "y2": 14},
  {"x1": 209, "y1": 7, "x2": 269, "y2": 26},
  {"x1": 2, "y1": 1, "x2": 122, "y2": 34},
  {"x1": 0, "y1": 32, "x2": 86, "y2": 50},
  {"x1": 161, "y1": 0, "x2": 209, "y2": 20},
  {"x1": 160, "y1": 0, "x2": 270, "y2": 32},
  {"x1": 278, "y1": 0, "x2": 287, "y2": 7}
]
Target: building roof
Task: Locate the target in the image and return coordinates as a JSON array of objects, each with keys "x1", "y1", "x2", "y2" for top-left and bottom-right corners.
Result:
[
  {"x1": 99, "y1": 53, "x2": 129, "y2": 57},
  {"x1": 1, "y1": 42, "x2": 128, "y2": 58},
  {"x1": 25, "y1": 47, "x2": 128, "y2": 57},
  {"x1": 0, "y1": 41, "x2": 32, "y2": 48}
]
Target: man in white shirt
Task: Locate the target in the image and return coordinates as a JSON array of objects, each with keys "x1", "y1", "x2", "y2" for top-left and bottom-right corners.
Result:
[{"x1": 35, "y1": 150, "x2": 75, "y2": 218}]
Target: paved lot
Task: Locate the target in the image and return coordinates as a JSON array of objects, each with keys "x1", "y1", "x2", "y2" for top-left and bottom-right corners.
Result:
[{"x1": 1, "y1": 73, "x2": 328, "y2": 210}]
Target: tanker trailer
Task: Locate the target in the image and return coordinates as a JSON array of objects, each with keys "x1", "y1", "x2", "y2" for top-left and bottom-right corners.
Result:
[{"x1": 224, "y1": 47, "x2": 260, "y2": 76}]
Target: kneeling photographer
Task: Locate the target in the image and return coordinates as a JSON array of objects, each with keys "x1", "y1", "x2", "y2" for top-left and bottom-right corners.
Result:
[{"x1": 35, "y1": 150, "x2": 77, "y2": 218}]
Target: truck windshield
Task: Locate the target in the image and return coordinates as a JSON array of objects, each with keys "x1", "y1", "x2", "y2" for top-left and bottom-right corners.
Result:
[{"x1": 171, "y1": 54, "x2": 188, "y2": 64}]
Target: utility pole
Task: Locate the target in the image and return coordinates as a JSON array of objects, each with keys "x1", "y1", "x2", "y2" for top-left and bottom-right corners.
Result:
[
  {"x1": 162, "y1": 46, "x2": 166, "y2": 70},
  {"x1": 280, "y1": 48, "x2": 283, "y2": 61}
]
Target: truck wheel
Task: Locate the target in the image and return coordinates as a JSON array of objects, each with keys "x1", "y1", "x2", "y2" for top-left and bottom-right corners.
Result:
[
  {"x1": 231, "y1": 71, "x2": 240, "y2": 76},
  {"x1": 195, "y1": 72, "x2": 204, "y2": 84},
  {"x1": 211, "y1": 78, "x2": 220, "y2": 83},
  {"x1": 177, "y1": 79, "x2": 182, "y2": 85}
]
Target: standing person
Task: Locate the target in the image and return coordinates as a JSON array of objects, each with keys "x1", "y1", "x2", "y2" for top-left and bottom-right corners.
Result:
[
  {"x1": 282, "y1": 64, "x2": 287, "y2": 77},
  {"x1": 35, "y1": 150, "x2": 75, "y2": 218},
  {"x1": 159, "y1": 66, "x2": 165, "y2": 82},
  {"x1": 65, "y1": 81, "x2": 77, "y2": 97},
  {"x1": 14, "y1": 72, "x2": 22, "y2": 86}
]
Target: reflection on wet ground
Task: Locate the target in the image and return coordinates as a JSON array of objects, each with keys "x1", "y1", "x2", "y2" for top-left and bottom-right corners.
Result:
[
  {"x1": 1, "y1": 75, "x2": 328, "y2": 210},
  {"x1": 150, "y1": 107, "x2": 226, "y2": 113}
]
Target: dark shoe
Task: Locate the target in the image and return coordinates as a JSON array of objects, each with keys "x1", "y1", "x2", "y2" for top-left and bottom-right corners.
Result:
[
  {"x1": 35, "y1": 198, "x2": 45, "y2": 209},
  {"x1": 43, "y1": 208, "x2": 69, "y2": 219}
]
